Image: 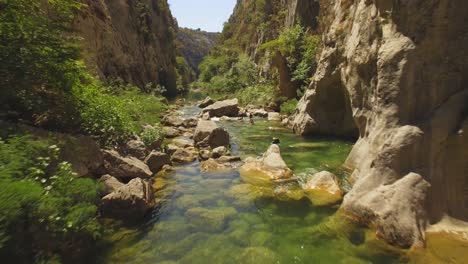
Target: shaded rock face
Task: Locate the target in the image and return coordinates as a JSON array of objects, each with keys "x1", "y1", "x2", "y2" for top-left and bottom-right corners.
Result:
[
  {"x1": 74, "y1": 0, "x2": 178, "y2": 96},
  {"x1": 293, "y1": 0, "x2": 468, "y2": 248},
  {"x1": 103, "y1": 150, "x2": 153, "y2": 180},
  {"x1": 201, "y1": 99, "x2": 240, "y2": 117},
  {"x1": 101, "y1": 178, "x2": 154, "y2": 221}
]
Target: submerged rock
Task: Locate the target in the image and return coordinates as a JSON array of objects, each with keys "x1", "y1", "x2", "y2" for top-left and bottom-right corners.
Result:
[
  {"x1": 103, "y1": 150, "x2": 153, "y2": 180},
  {"x1": 185, "y1": 207, "x2": 237, "y2": 232},
  {"x1": 237, "y1": 247, "x2": 278, "y2": 264},
  {"x1": 101, "y1": 178, "x2": 154, "y2": 221},
  {"x1": 239, "y1": 145, "x2": 293, "y2": 186},
  {"x1": 302, "y1": 171, "x2": 343, "y2": 206},
  {"x1": 201, "y1": 98, "x2": 239, "y2": 117}
]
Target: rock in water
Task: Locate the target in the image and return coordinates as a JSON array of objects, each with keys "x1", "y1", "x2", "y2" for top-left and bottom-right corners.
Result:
[
  {"x1": 239, "y1": 145, "x2": 293, "y2": 186},
  {"x1": 193, "y1": 120, "x2": 230, "y2": 148},
  {"x1": 185, "y1": 207, "x2": 237, "y2": 232},
  {"x1": 198, "y1": 96, "x2": 214, "y2": 108},
  {"x1": 211, "y1": 146, "x2": 227, "y2": 159},
  {"x1": 101, "y1": 178, "x2": 154, "y2": 221},
  {"x1": 193, "y1": 120, "x2": 218, "y2": 142},
  {"x1": 171, "y1": 148, "x2": 197, "y2": 163},
  {"x1": 103, "y1": 150, "x2": 153, "y2": 180},
  {"x1": 302, "y1": 171, "x2": 343, "y2": 206},
  {"x1": 201, "y1": 98, "x2": 239, "y2": 117},
  {"x1": 267, "y1": 112, "x2": 281, "y2": 121},
  {"x1": 144, "y1": 151, "x2": 171, "y2": 173}
]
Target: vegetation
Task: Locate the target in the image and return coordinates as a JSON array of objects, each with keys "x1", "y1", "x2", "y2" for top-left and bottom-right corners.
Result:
[{"x1": 0, "y1": 135, "x2": 103, "y2": 262}]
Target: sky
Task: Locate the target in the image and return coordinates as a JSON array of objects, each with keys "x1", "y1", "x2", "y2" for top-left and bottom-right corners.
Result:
[{"x1": 168, "y1": 0, "x2": 237, "y2": 32}]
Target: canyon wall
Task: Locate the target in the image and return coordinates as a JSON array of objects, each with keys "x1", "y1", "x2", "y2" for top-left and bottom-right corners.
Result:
[
  {"x1": 293, "y1": 0, "x2": 468, "y2": 248},
  {"x1": 74, "y1": 0, "x2": 178, "y2": 96}
]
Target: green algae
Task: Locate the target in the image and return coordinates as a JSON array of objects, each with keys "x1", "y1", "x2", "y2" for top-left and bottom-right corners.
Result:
[{"x1": 100, "y1": 110, "x2": 424, "y2": 264}]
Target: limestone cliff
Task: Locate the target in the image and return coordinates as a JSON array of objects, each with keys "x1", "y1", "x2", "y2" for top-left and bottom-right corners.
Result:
[
  {"x1": 293, "y1": 0, "x2": 468, "y2": 248},
  {"x1": 74, "y1": 0, "x2": 178, "y2": 96},
  {"x1": 176, "y1": 28, "x2": 219, "y2": 75}
]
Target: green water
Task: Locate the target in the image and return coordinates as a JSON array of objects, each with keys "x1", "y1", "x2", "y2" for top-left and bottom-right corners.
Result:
[{"x1": 101, "y1": 106, "x2": 407, "y2": 264}]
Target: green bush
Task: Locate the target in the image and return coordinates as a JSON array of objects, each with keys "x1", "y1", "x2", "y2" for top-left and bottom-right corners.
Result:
[
  {"x1": 236, "y1": 84, "x2": 277, "y2": 106},
  {"x1": 0, "y1": 135, "x2": 103, "y2": 262},
  {"x1": 280, "y1": 99, "x2": 299, "y2": 115},
  {"x1": 140, "y1": 124, "x2": 165, "y2": 147}
]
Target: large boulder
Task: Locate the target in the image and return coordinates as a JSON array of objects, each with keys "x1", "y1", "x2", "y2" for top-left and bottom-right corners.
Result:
[
  {"x1": 99, "y1": 174, "x2": 124, "y2": 196},
  {"x1": 302, "y1": 171, "x2": 343, "y2": 206},
  {"x1": 193, "y1": 120, "x2": 230, "y2": 148},
  {"x1": 101, "y1": 178, "x2": 154, "y2": 221},
  {"x1": 144, "y1": 151, "x2": 171, "y2": 173},
  {"x1": 239, "y1": 144, "x2": 293, "y2": 186},
  {"x1": 61, "y1": 135, "x2": 104, "y2": 177},
  {"x1": 201, "y1": 98, "x2": 239, "y2": 117},
  {"x1": 198, "y1": 96, "x2": 214, "y2": 108},
  {"x1": 120, "y1": 139, "x2": 148, "y2": 160},
  {"x1": 162, "y1": 115, "x2": 184, "y2": 127},
  {"x1": 103, "y1": 150, "x2": 153, "y2": 180}
]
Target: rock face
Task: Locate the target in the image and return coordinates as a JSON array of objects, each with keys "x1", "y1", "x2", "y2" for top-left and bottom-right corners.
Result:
[
  {"x1": 293, "y1": 0, "x2": 468, "y2": 248},
  {"x1": 101, "y1": 178, "x2": 154, "y2": 221},
  {"x1": 302, "y1": 171, "x2": 343, "y2": 206},
  {"x1": 239, "y1": 145, "x2": 293, "y2": 185},
  {"x1": 144, "y1": 151, "x2": 171, "y2": 173},
  {"x1": 201, "y1": 99, "x2": 239, "y2": 117},
  {"x1": 103, "y1": 150, "x2": 153, "y2": 180},
  {"x1": 74, "y1": 0, "x2": 178, "y2": 96}
]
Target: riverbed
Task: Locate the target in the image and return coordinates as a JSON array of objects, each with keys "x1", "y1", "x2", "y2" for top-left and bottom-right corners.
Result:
[{"x1": 100, "y1": 105, "x2": 466, "y2": 264}]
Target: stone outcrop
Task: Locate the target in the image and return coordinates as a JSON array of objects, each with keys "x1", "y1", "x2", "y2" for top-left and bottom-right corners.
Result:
[
  {"x1": 103, "y1": 150, "x2": 153, "y2": 180},
  {"x1": 74, "y1": 0, "x2": 178, "y2": 96},
  {"x1": 198, "y1": 96, "x2": 215, "y2": 108},
  {"x1": 101, "y1": 178, "x2": 154, "y2": 221},
  {"x1": 293, "y1": 0, "x2": 468, "y2": 248},
  {"x1": 201, "y1": 99, "x2": 239, "y2": 117},
  {"x1": 302, "y1": 171, "x2": 343, "y2": 206},
  {"x1": 239, "y1": 144, "x2": 293, "y2": 186}
]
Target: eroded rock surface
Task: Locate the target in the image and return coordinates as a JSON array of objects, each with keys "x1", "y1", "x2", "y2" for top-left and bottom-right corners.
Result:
[
  {"x1": 302, "y1": 171, "x2": 343, "y2": 206},
  {"x1": 293, "y1": 0, "x2": 468, "y2": 248}
]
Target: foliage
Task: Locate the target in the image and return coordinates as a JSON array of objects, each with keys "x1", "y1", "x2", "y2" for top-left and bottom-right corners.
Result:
[
  {"x1": 0, "y1": 135, "x2": 103, "y2": 262},
  {"x1": 175, "y1": 56, "x2": 196, "y2": 93},
  {"x1": 262, "y1": 24, "x2": 320, "y2": 93},
  {"x1": 140, "y1": 124, "x2": 165, "y2": 147},
  {"x1": 236, "y1": 83, "x2": 278, "y2": 106},
  {"x1": 280, "y1": 99, "x2": 299, "y2": 115}
]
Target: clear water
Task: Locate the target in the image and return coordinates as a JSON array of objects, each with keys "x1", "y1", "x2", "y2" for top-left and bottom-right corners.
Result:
[{"x1": 100, "y1": 105, "x2": 463, "y2": 264}]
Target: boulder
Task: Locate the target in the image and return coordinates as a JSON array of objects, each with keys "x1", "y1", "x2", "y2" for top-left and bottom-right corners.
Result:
[
  {"x1": 193, "y1": 120, "x2": 218, "y2": 142},
  {"x1": 99, "y1": 174, "x2": 124, "y2": 195},
  {"x1": 162, "y1": 115, "x2": 184, "y2": 127},
  {"x1": 101, "y1": 178, "x2": 154, "y2": 221},
  {"x1": 121, "y1": 139, "x2": 148, "y2": 160},
  {"x1": 251, "y1": 109, "x2": 268, "y2": 117},
  {"x1": 201, "y1": 98, "x2": 239, "y2": 117},
  {"x1": 198, "y1": 96, "x2": 214, "y2": 108},
  {"x1": 204, "y1": 127, "x2": 230, "y2": 148},
  {"x1": 60, "y1": 135, "x2": 104, "y2": 177},
  {"x1": 211, "y1": 146, "x2": 227, "y2": 159},
  {"x1": 162, "y1": 126, "x2": 180, "y2": 138},
  {"x1": 103, "y1": 150, "x2": 153, "y2": 180},
  {"x1": 171, "y1": 148, "x2": 197, "y2": 163},
  {"x1": 144, "y1": 151, "x2": 171, "y2": 173},
  {"x1": 267, "y1": 112, "x2": 281, "y2": 121},
  {"x1": 165, "y1": 144, "x2": 180, "y2": 156},
  {"x1": 302, "y1": 171, "x2": 343, "y2": 206},
  {"x1": 183, "y1": 117, "x2": 198, "y2": 128},
  {"x1": 239, "y1": 145, "x2": 293, "y2": 186},
  {"x1": 200, "y1": 158, "x2": 230, "y2": 172},
  {"x1": 171, "y1": 137, "x2": 194, "y2": 148},
  {"x1": 217, "y1": 155, "x2": 242, "y2": 163}
]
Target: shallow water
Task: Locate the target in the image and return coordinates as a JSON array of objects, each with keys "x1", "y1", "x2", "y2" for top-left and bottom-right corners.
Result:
[{"x1": 100, "y1": 106, "x2": 464, "y2": 264}]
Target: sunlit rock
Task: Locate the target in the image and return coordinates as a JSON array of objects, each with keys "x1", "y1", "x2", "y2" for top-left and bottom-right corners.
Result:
[{"x1": 302, "y1": 171, "x2": 343, "y2": 206}]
